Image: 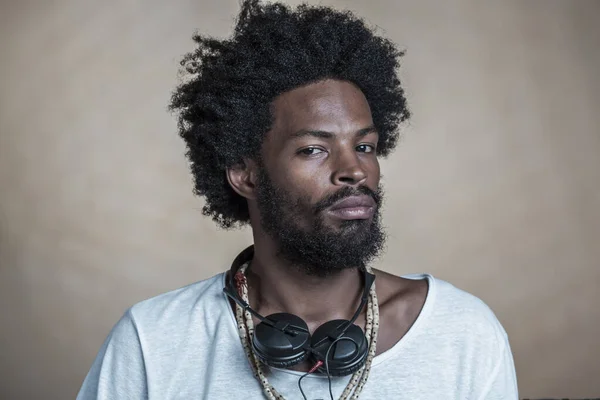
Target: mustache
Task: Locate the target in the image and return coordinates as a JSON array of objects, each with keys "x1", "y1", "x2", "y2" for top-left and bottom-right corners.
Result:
[{"x1": 314, "y1": 185, "x2": 382, "y2": 214}]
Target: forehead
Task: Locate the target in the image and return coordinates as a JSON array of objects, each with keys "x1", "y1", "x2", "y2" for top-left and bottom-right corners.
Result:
[{"x1": 269, "y1": 79, "x2": 373, "y2": 135}]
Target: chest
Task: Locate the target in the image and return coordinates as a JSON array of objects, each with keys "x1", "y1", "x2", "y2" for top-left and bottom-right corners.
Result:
[{"x1": 144, "y1": 340, "x2": 480, "y2": 400}]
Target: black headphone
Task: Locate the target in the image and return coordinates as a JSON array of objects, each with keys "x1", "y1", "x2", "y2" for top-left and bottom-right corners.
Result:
[{"x1": 223, "y1": 246, "x2": 376, "y2": 377}]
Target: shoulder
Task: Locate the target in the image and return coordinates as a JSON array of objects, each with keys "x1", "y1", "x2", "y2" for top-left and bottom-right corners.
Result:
[
  {"x1": 127, "y1": 272, "x2": 228, "y2": 334},
  {"x1": 377, "y1": 270, "x2": 505, "y2": 328},
  {"x1": 417, "y1": 274, "x2": 511, "y2": 370},
  {"x1": 427, "y1": 276, "x2": 507, "y2": 339},
  {"x1": 370, "y1": 272, "x2": 517, "y2": 397},
  {"x1": 78, "y1": 274, "x2": 230, "y2": 398},
  {"x1": 375, "y1": 269, "x2": 508, "y2": 347},
  {"x1": 419, "y1": 276, "x2": 517, "y2": 394}
]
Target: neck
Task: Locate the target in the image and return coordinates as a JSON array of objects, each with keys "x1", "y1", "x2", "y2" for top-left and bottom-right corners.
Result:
[{"x1": 245, "y1": 237, "x2": 365, "y2": 326}]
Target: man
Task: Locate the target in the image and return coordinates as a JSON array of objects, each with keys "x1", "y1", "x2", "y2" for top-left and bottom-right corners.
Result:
[{"x1": 78, "y1": 1, "x2": 518, "y2": 399}]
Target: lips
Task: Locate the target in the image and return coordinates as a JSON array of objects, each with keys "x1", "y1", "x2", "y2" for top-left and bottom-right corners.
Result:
[
  {"x1": 329, "y1": 195, "x2": 376, "y2": 211},
  {"x1": 327, "y1": 195, "x2": 376, "y2": 220}
]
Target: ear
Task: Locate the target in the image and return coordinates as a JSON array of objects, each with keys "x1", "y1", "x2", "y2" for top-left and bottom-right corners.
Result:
[{"x1": 226, "y1": 159, "x2": 258, "y2": 200}]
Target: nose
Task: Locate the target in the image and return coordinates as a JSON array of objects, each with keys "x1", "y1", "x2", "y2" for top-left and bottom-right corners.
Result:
[{"x1": 331, "y1": 149, "x2": 367, "y2": 186}]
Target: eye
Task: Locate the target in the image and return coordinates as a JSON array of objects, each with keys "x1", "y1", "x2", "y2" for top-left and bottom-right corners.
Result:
[
  {"x1": 298, "y1": 147, "x2": 325, "y2": 156},
  {"x1": 356, "y1": 144, "x2": 375, "y2": 153}
]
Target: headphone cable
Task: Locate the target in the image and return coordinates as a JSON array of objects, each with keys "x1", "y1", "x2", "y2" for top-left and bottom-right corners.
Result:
[
  {"x1": 324, "y1": 337, "x2": 359, "y2": 400},
  {"x1": 297, "y1": 360, "x2": 323, "y2": 400}
]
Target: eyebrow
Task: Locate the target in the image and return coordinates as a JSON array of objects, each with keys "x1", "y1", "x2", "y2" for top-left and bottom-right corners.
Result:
[{"x1": 290, "y1": 125, "x2": 378, "y2": 139}]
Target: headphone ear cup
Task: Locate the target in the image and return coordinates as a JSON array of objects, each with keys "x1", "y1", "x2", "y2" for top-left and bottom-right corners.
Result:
[
  {"x1": 252, "y1": 313, "x2": 311, "y2": 368},
  {"x1": 310, "y1": 320, "x2": 369, "y2": 377}
]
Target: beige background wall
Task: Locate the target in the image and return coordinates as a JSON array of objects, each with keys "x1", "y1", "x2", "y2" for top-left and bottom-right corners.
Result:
[{"x1": 1, "y1": 0, "x2": 599, "y2": 399}]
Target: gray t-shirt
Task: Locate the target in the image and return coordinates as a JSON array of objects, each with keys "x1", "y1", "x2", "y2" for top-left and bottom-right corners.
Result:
[{"x1": 77, "y1": 273, "x2": 518, "y2": 399}]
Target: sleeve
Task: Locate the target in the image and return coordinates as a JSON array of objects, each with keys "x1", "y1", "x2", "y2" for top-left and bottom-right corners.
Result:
[
  {"x1": 76, "y1": 309, "x2": 149, "y2": 400},
  {"x1": 478, "y1": 333, "x2": 519, "y2": 400}
]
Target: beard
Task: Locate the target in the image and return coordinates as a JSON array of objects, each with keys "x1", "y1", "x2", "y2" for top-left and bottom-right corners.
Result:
[{"x1": 254, "y1": 168, "x2": 386, "y2": 277}]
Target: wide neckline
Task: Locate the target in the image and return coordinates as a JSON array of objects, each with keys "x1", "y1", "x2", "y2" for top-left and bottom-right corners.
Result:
[{"x1": 221, "y1": 271, "x2": 436, "y2": 378}]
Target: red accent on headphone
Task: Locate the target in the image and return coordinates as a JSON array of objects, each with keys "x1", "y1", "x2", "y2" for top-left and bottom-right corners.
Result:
[{"x1": 308, "y1": 360, "x2": 323, "y2": 374}]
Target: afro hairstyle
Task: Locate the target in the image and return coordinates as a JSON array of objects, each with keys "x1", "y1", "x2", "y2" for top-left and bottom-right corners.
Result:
[{"x1": 169, "y1": 0, "x2": 410, "y2": 229}]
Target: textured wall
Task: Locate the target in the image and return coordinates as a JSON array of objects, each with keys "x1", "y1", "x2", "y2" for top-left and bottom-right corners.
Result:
[{"x1": 0, "y1": 0, "x2": 599, "y2": 398}]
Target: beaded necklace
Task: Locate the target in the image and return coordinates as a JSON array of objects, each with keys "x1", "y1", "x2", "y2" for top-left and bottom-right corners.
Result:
[{"x1": 233, "y1": 264, "x2": 380, "y2": 399}]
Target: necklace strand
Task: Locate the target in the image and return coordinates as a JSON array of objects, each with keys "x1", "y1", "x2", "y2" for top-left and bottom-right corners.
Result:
[{"x1": 233, "y1": 265, "x2": 379, "y2": 399}]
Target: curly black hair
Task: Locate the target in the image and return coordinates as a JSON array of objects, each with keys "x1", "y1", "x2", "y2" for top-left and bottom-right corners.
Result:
[{"x1": 169, "y1": 0, "x2": 410, "y2": 229}]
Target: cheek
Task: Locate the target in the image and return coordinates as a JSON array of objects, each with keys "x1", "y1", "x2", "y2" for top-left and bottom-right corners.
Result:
[
  {"x1": 279, "y1": 168, "x2": 330, "y2": 206},
  {"x1": 361, "y1": 156, "x2": 380, "y2": 183},
  {"x1": 371, "y1": 159, "x2": 381, "y2": 182}
]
